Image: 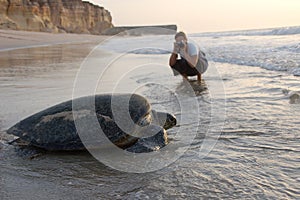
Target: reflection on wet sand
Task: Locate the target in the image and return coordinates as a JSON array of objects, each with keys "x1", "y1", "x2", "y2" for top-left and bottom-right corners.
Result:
[
  {"x1": 175, "y1": 80, "x2": 208, "y2": 96},
  {"x1": 0, "y1": 43, "x2": 95, "y2": 78}
]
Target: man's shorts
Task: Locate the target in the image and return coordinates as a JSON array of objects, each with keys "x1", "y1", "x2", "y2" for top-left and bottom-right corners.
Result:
[{"x1": 171, "y1": 59, "x2": 200, "y2": 76}]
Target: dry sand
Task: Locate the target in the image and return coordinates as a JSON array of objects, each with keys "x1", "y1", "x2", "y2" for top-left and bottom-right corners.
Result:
[{"x1": 0, "y1": 29, "x2": 108, "y2": 51}]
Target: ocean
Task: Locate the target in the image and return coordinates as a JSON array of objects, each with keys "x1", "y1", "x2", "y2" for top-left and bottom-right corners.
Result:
[{"x1": 0, "y1": 26, "x2": 299, "y2": 199}]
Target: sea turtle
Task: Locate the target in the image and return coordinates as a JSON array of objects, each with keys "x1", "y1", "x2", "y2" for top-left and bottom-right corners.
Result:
[{"x1": 7, "y1": 94, "x2": 176, "y2": 153}]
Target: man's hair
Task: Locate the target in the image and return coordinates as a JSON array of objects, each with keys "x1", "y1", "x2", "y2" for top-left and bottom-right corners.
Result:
[{"x1": 175, "y1": 31, "x2": 187, "y2": 40}]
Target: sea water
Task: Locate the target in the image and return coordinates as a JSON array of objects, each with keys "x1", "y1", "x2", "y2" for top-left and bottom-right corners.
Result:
[
  {"x1": 100, "y1": 26, "x2": 300, "y2": 76},
  {"x1": 0, "y1": 26, "x2": 300, "y2": 199}
]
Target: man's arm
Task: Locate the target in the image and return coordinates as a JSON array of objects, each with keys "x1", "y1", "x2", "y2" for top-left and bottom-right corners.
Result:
[
  {"x1": 182, "y1": 43, "x2": 198, "y2": 68},
  {"x1": 169, "y1": 53, "x2": 178, "y2": 66},
  {"x1": 182, "y1": 51, "x2": 198, "y2": 68},
  {"x1": 169, "y1": 43, "x2": 180, "y2": 66}
]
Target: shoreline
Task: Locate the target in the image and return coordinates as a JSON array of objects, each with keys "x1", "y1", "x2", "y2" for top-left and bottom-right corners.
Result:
[{"x1": 0, "y1": 29, "x2": 108, "y2": 52}]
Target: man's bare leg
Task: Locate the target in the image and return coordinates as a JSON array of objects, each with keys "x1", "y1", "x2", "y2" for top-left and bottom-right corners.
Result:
[
  {"x1": 182, "y1": 74, "x2": 188, "y2": 81},
  {"x1": 197, "y1": 73, "x2": 202, "y2": 83}
]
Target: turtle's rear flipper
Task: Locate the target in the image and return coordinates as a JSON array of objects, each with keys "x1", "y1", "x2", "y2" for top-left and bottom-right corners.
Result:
[
  {"x1": 8, "y1": 138, "x2": 28, "y2": 145},
  {"x1": 8, "y1": 138, "x2": 45, "y2": 159}
]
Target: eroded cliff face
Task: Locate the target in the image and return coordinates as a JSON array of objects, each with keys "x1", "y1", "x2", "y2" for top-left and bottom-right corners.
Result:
[{"x1": 0, "y1": 0, "x2": 113, "y2": 34}]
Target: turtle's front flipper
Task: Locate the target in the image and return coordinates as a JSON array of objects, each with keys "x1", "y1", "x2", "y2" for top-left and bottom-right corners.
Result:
[
  {"x1": 151, "y1": 110, "x2": 177, "y2": 130},
  {"x1": 126, "y1": 125, "x2": 168, "y2": 153}
]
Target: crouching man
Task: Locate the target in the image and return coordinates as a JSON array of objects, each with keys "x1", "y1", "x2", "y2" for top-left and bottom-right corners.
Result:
[{"x1": 169, "y1": 31, "x2": 208, "y2": 82}]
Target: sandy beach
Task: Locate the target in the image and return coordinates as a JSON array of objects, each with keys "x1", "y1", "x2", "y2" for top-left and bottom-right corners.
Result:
[{"x1": 0, "y1": 29, "x2": 107, "y2": 51}]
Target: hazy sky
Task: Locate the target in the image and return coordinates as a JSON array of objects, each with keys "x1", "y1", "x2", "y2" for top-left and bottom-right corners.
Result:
[{"x1": 87, "y1": 0, "x2": 300, "y2": 33}]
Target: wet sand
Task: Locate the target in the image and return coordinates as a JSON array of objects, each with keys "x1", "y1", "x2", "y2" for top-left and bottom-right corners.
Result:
[
  {"x1": 0, "y1": 30, "x2": 109, "y2": 130},
  {"x1": 0, "y1": 29, "x2": 107, "y2": 51},
  {"x1": 0, "y1": 31, "x2": 116, "y2": 200}
]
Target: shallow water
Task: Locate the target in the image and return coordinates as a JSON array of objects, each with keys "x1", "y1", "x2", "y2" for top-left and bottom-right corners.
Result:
[{"x1": 1, "y1": 35, "x2": 300, "y2": 199}]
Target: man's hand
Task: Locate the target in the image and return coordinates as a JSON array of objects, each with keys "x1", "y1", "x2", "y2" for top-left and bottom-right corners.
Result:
[
  {"x1": 173, "y1": 42, "x2": 180, "y2": 54},
  {"x1": 181, "y1": 41, "x2": 188, "y2": 52}
]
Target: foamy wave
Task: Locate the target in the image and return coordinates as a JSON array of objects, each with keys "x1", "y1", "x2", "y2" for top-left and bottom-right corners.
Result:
[
  {"x1": 276, "y1": 44, "x2": 300, "y2": 53},
  {"x1": 211, "y1": 56, "x2": 300, "y2": 75},
  {"x1": 192, "y1": 26, "x2": 300, "y2": 37},
  {"x1": 129, "y1": 48, "x2": 170, "y2": 54},
  {"x1": 269, "y1": 26, "x2": 300, "y2": 35},
  {"x1": 290, "y1": 68, "x2": 300, "y2": 76}
]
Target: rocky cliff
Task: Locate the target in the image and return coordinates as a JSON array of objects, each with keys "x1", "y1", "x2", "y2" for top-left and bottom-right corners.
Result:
[{"x1": 0, "y1": 0, "x2": 113, "y2": 34}]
